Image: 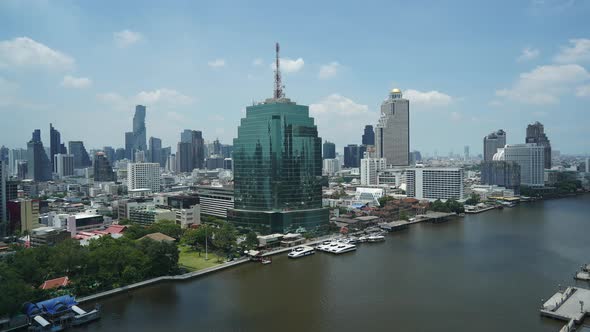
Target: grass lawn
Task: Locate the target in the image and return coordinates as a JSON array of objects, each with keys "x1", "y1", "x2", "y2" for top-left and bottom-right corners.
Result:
[{"x1": 178, "y1": 246, "x2": 224, "y2": 271}]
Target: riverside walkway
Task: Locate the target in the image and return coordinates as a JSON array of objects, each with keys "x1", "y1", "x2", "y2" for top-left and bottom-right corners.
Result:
[{"x1": 540, "y1": 287, "x2": 590, "y2": 331}]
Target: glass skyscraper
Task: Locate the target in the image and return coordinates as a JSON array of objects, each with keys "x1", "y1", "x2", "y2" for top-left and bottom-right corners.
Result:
[{"x1": 228, "y1": 97, "x2": 329, "y2": 234}]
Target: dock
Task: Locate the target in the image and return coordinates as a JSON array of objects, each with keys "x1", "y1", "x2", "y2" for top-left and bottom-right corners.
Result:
[
  {"x1": 540, "y1": 287, "x2": 590, "y2": 323},
  {"x1": 379, "y1": 221, "x2": 409, "y2": 232},
  {"x1": 575, "y1": 271, "x2": 590, "y2": 281}
]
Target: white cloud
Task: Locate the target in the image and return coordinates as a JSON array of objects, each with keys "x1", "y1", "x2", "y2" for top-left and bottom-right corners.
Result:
[
  {"x1": 114, "y1": 30, "x2": 143, "y2": 48},
  {"x1": 496, "y1": 64, "x2": 590, "y2": 104},
  {"x1": 97, "y1": 88, "x2": 194, "y2": 111},
  {"x1": 310, "y1": 94, "x2": 374, "y2": 147},
  {"x1": 208, "y1": 59, "x2": 226, "y2": 68},
  {"x1": 252, "y1": 58, "x2": 263, "y2": 66},
  {"x1": 404, "y1": 89, "x2": 453, "y2": 107},
  {"x1": 61, "y1": 75, "x2": 92, "y2": 88},
  {"x1": 0, "y1": 37, "x2": 74, "y2": 69},
  {"x1": 517, "y1": 47, "x2": 540, "y2": 62},
  {"x1": 450, "y1": 111, "x2": 463, "y2": 122},
  {"x1": 576, "y1": 84, "x2": 590, "y2": 97},
  {"x1": 318, "y1": 62, "x2": 341, "y2": 79},
  {"x1": 270, "y1": 57, "x2": 304, "y2": 73},
  {"x1": 554, "y1": 39, "x2": 590, "y2": 64}
]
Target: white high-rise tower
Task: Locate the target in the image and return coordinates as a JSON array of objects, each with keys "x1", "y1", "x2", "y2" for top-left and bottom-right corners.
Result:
[{"x1": 375, "y1": 89, "x2": 410, "y2": 166}]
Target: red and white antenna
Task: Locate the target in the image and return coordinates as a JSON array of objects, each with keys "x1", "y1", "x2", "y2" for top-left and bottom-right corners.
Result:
[{"x1": 273, "y1": 42, "x2": 284, "y2": 99}]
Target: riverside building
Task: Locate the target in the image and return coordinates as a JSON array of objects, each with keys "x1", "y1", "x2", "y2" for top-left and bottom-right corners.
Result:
[
  {"x1": 406, "y1": 167, "x2": 464, "y2": 200},
  {"x1": 375, "y1": 89, "x2": 410, "y2": 166}
]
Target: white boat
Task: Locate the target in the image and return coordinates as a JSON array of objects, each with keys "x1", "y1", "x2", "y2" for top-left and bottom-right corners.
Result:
[
  {"x1": 367, "y1": 234, "x2": 385, "y2": 242},
  {"x1": 288, "y1": 246, "x2": 315, "y2": 258},
  {"x1": 329, "y1": 243, "x2": 357, "y2": 254},
  {"x1": 358, "y1": 236, "x2": 368, "y2": 243}
]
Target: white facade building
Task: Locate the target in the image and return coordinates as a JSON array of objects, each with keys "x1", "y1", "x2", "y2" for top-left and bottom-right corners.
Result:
[
  {"x1": 323, "y1": 158, "x2": 340, "y2": 176},
  {"x1": 360, "y1": 157, "x2": 387, "y2": 185},
  {"x1": 501, "y1": 144, "x2": 544, "y2": 187},
  {"x1": 127, "y1": 162, "x2": 161, "y2": 192},
  {"x1": 375, "y1": 89, "x2": 410, "y2": 166},
  {"x1": 406, "y1": 167, "x2": 464, "y2": 200},
  {"x1": 54, "y1": 154, "x2": 74, "y2": 178},
  {"x1": 377, "y1": 168, "x2": 405, "y2": 187},
  {"x1": 175, "y1": 204, "x2": 201, "y2": 228}
]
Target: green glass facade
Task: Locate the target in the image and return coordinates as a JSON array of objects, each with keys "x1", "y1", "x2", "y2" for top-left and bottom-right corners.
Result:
[{"x1": 228, "y1": 98, "x2": 329, "y2": 234}]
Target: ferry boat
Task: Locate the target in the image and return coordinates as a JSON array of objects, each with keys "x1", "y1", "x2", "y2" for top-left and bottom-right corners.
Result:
[
  {"x1": 329, "y1": 243, "x2": 357, "y2": 254},
  {"x1": 24, "y1": 295, "x2": 100, "y2": 331},
  {"x1": 367, "y1": 234, "x2": 386, "y2": 242},
  {"x1": 287, "y1": 246, "x2": 315, "y2": 258}
]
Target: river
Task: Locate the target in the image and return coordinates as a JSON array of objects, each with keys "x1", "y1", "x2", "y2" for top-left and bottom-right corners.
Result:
[{"x1": 73, "y1": 195, "x2": 590, "y2": 332}]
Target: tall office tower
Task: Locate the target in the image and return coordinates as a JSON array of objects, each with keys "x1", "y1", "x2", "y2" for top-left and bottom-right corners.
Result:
[
  {"x1": 0, "y1": 161, "x2": 6, "y2": 236},
  {"x1": 343, "y1": 144, "x2": 365, "y2": 168},
  {"x1": 115, "y1": 148, "x2": 126, "y2": 161},
  {"x1": 27, "y1": 130, "x2": 51, "y2": 181},
  {"x1": 406, "y1": 167, "x2": 465, "y2": 200},
  {"x1": 94, "y1": 152, "x2": 116, "y2": 182},
  {"x1": 525, "y1": 121, "x2": 552, "y2": 169},
  {"x1": 68, "y1": 141, "x2": 92, "y2": 169},
  {"x1": 360, "y1": 157, "x2": 387, "y2": 185},
  {"x1": 375, "y1": 89, "x2": 410, "y2": 166},
  {"x1": 125, "y1": 132, "x2": 134, "y2": 160},
  {"x1": 323, "y1": 141, "x2": 336, "y2": 159},
  {"x1": 0, "y1": 146, "x2": 8, "y2": 163},
  {"x1": 481, "y1": 160, "x2": 521, "y2": 194},
  {"x1": 228, "y1": 43, "x2": 328, "y2": 234},
  {"x1": 409, "y1": 150, "x2": 422, "y2": 165},
  {"x1": 180, "y1": 129, "x2": 193, "y2": 143},
  {"x1": 464, "y1": 146, "x2": 470, "y2": 161},
  {"x1": 212, "y1": 139, "x2": 222, "y2": 156},
  {"x1": 362, "y1": 125, "x2": 375, "y2": 146},
  {"x1": 221, "y1": 144, "x2": 233, "y2": 158},
  {"x1": 103, "y1": 146, "x2": 115, "y2": 163},
  {"x1": 167, "y1": 154, "x2": 177, "y2": 173},
  {"x1": 176, "y1": 142, "x2": 194, "y2": 173},
  {"x1": 49, "y1": 123, "x2": 67, "y2": 171},
  {"x1": 161, "y1": 147, "x2": 171, "y2": 167},
  {"x1": 323, "y1": 159, "x2": 340, "y2": 176},
  {"x1": 133, "y1": 105, "x2": 147, "y2": 153},
  {"x1": 586, "y1": 157, "x2": 589, "y2": 173},
  {"x1": 501, "y1": 144, "x2": 544, "y2": 187},
  {"x1": 127, "y1": 162, "x2": 160, "y2": 192},
  {"x1": 483, "y1": 129, "x2": 506, "y2": 162},
  {"x1": 148, "y1": 137, "x2": 162, "y2": 164},
  {"x1": 53, "y1": 154, "x2": 74, "y2": 178},
  {"x1": 8, "y1": 148, "x2": 27, "y2": 176},
  {"x1": 190, "y1": 130, "x2": 205, "y2": 169},
  {"x1": 134, "y1": 150, "x2": 146, "y2": 163}
]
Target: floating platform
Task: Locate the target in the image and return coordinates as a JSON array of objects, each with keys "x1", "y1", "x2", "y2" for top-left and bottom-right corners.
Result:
[
  {"x1": 576, "y1": 271, "x2": 590, "y2": 281},
  {"x1": 540, "y1": 287, "x2": 590, "y2": 323}
]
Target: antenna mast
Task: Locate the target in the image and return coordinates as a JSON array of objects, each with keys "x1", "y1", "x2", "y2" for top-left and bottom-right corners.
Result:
[{"x1": 273, "y1": 42, "x2": 284, "y2": 99}]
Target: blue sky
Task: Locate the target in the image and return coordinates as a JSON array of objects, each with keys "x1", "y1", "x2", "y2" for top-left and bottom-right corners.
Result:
[{"x1": 1, "y1": 0, "x2": 589, "y2": 156}]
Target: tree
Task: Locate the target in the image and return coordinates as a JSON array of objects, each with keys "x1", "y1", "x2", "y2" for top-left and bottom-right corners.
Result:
[
  {"x1": 48, "y1": 239, "x2": 87, "y2": 278},
  {"x1": 213, "y1": 224, "x2": 237, "y2": 253},
  {"x1": 378, "y1": 195, "x2": 394, "y2": 207},
  {"x1": 244, "y1": 231, "x2": 258, "y2": 250},
  {"x1": 148, "y1": 220, "x2": 182, "y2": 239},
  {"x1": 123, "y1": 224, "x2": 151, "y2": 240},
  {"x1": 138, "y1": 239, "x2": 179, "y2": 277},
  {"x1": 399, "y1": 210, "x2": 409, "y2": 221},
  {"x1": 0, "y1": 262, "x2": 34, "y2": 316},
  {"x1": 181, "y1": 225, "x2": 213, "y2": 250},
  {"x1": 465, "y1": 193, "x2": 480, "y2": 205}
]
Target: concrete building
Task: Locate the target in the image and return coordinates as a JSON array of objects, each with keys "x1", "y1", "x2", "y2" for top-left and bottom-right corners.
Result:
[
  {"x1": 480, "y1": 160, "x2": 521, "y2": 194},
  {"x1": 175, "y1": 204, "x2": 201, "y2": 228},
  {"x1": 127, "y1": 162, "x2": 161, "y2": 192},
  {"x1": 377, "y1": 168, "x2": 405, "y2": 187},
  {"x1": 129, "y1": 208, "x2": 174, "y2": 226},
  {"x1": 30, "y1": 226, "x2": 70, "y2": 247},
  {"x1": 197, "y1": 185, "x2": 234, "y2": 219},
  {"x1": 68, "y1": 141, "x2": 92, "y2": 169},
  {"x1": 8, "y1": 148, "x2": 27, "y2": 176},
  {"x1": 7, "y1": 199, "x2": 40, "y2": 233},
  {"x1": 406, "y1": 167, "x2": 464, "y2": 200},
  {"x1": 27, "y1": 130, "x2": 51, "y2": 181},
  {"x1": 483, "y1": 130, "x2": 506, "y2": 162},
  {"x1": 93, "y1": 152, "x2": 115, "y2": 182},
  {"x1": 148, "y1": 137, "x2": 162, "y2": 165},
  {"x1": 375, "y1": 89, "x2": 410, "y2": 166},
  {"x1": 49, "y1": 123, "x2": 67, "y2": 172},
  {"x1": 53, "y1": 154, "x2": 74, "y2": 178},
  {"x1": 362, "y1": 125, "x2": 375, "y2": 146},
  {"x1": 360, "y1": 157, "x2": 387, "y2": 185},
  {"x1": 323, "y1": 158, "x2": 340, "y2": 176},
  {"x1": 526, "y1": 121, "x2": 552, "y2": 169},
  {"x1": 322, "y1": 141, "x2": 336, "y2": 159},
  {"x1": 586, "y1": 157, "x2": 589, "y2": 173},
  {"x1": 501, "y1": 144, "x2": 544, "y2": 187},
  {"x1": 344, "y1": 144, "x2": 365, "y2": 168},
  {"x1": 464, "y1": 146, "x2": 470, "y2": 161}
]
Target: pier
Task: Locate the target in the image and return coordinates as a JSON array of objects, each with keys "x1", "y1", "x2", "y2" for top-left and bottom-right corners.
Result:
[{"x1": 540, "y1": 287, "x2": 590, "y2": 324}]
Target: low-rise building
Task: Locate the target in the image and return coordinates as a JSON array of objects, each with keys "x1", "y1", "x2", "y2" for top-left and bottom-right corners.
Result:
[
  {"x1": 197, "y1": 185, "x2": 234, "y2": 219},
  {"x1": 175, "y1": 204, "x2": 201, "y2": 228},
  {"x1": 129, "y1": 208, "x2": 175, "y2": 226},
  {"x1": 30, "y1": 226, "x2": 70, "y2": 247}
]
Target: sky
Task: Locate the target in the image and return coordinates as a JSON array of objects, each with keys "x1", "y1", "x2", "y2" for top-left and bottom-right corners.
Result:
[{"x1": 1, "y1": 0, "x2": 590, "y2": 156}]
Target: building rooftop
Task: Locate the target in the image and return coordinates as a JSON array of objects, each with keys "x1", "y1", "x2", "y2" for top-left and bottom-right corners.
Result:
[
  {"x1": 139, "y1": 232, "x2": 175, "y2": 243},
  {"x1": 39, "y1": 276, "x2": 70, "y2": 290}
]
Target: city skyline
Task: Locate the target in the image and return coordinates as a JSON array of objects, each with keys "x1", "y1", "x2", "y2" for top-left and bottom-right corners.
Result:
[{"x1": 1, "y1": 1, "x2": 590, "y2": 155}]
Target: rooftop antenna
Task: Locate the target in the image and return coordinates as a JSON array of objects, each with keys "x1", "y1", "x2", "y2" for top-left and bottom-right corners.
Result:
[{"x1": 273, "y1": 42, "x2": 284, "y2": 99}]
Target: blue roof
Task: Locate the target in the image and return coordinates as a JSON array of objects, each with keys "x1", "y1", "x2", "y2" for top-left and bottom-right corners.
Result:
[{"x1": 24, "y1": 295, "x2": 78, "y2": 317}]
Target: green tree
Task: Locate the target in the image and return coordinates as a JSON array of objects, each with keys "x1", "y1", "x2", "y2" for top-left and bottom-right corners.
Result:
[
  {"x1": 399, "y1": 210, "x2": 409, "y2": 221},
  {"x1": 244, "y1": 231, "x2": 258, "y2": 250},
  {"x1": 148, "y1": 219, "x2": 182, "y2": 239},
  {"x1": 138, "y1": 239, "x2": 179, "y2": 277},
  {"x1": 0, "y1": 262, "x2": 34, "y2": 316},
  {"x1": 378, "y1": 195, "x2": 394, "y2": 207},
  {"x1": 48, "y1": 239, "x2": 87, "y2": 278},
  {"x1": 465, "y1": 193, "x2": 480, "y2": 205},
  {"x1": 181, "y1": 225, "x2": 213, "y2": 250},
  {"x1": 124, "y1": 224, "x2": 151, "y2": 240},
  {"x1": 213, "y1": 224, "x2": 237, "y2": 253}
]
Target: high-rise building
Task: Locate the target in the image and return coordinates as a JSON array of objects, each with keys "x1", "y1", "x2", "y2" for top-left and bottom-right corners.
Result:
[
  {"x1": 133, "y1": 105, "x2": 147, "y2": 154},
  {"x1": 409, "y1": 150, "x2": 422, "y2": 165},
  {"x1": 323, "y1": 159, "x2": 340, "y2": 176},
  {"x1": 212, "y1": 139, "x2": 222, "y2": 156},
  {"x1": 0, "y1": 146, "x2": 7, "y2": 164},
  {"x1": 323, "y1": 141, "x2": 336, "y2": 159},
  {"x1": 228, "y1": 43, "x2": 328, "y2": 234},
  {"x1": 343, "y1": 144, "x2": 365, "y2": 168},
  {"x1": 406, "y1": 167, "x2": 464, "y2": 200},
  {"x1": 360, "y1": 157, "x2": 387, "y2": 185},
  {"x1": 68, "y1": 141, "x2": 91, "y2": 169},
  {"x1": 167, "y1": 154, "x2": 177, "y2": 173},
  {"x1": 134, "y1": 150, "x2": 146, "y2": 163},
  {"x1": 8, "y1": 148, "x2": 27, "y2": 176},
  {"x1": 586, "y1": 157, "x2": 589, "y2": 173},
  {"x1": 176, "y1": 142, "x2": 194, "y2": 173},
  {"x1": 115, "y1": 148, "x2": 126, "y2": 161},
  {"x1": 180, "y1": 129, "x2": 193, "y2": 143},
  {"x1": 525, "y1": 121, "x2": 551, "y2": 169},
  {"x1": 148, "y1": 137, "x2": 162, "y2": 164},
  {"x1": 501, "y1": 144, "x2": 544, "y2": 187},
  {"x1": 27, "y1": 130, "x2": 51, "y2": 181},
  {"x1": 481, "y1": 160, "x2": 521, "y2": 194},
  {"x1": 161, "y1": 147, "x2": 171, "y2": 167},
  {"x1": 375, "y1": 89, "x2": 410, "y2": 166},
  {"x1": 53, "y1": 154, "x2": 74, "y2": 178},
  {"x1": 49, "y1": 123, "x2": 67, "y2": 171},
  {"x1": 362, "y1": 125, "x2": 375, "y2": 146},
  {"x1": 483, "y1": 130, "x2": 506, "y2": 162},
  {"x1": 103, "y1": 146, "x2": 115, "y2": 164},
  {"x1": 94, "y1": 152, "x2": 116, "y2": 182},
  {"x1": 127, "y1": 162, "x2": 160, "y2": 192},
  {"x1": 464, "y1": 146, "x2": 470, "y2": 161},
  {"x1": 0, "y1": 161, "x2": 6, "y2": 236},
  {"x1": 190, "y1": 130, "x2": 205, "y2": 170},
  {"x1": 7, "y1": 198, "x2": 40, "y2": 233},
  {"x1": 125, "y1": 132, "x2": 134, "y2": 159}
]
